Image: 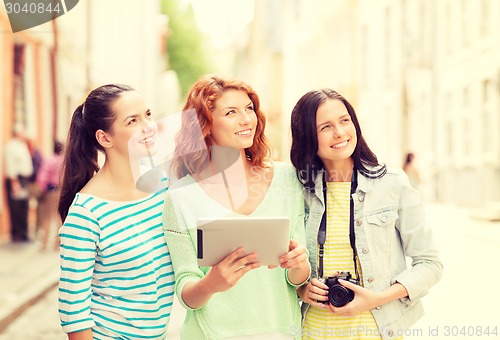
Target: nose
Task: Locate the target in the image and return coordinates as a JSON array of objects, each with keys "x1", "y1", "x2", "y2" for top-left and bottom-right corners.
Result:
[
  {"x1": 333, "y1": 125, "x2": 344, "y2": 138},
  {"x1": 239, "y1": 111, "x2": 251, "y2": 125},
  {"x1": 142, "y1": 119, "x2": 156, "y2": 133}
]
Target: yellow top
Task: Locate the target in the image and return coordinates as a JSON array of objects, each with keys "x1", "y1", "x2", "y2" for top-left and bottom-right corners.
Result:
[{"x1": 302, "y1": 181, "x2": 382, "y2": 339}]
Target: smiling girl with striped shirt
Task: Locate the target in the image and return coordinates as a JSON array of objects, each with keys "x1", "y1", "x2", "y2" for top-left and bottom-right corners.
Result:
[{"x1": 57, "y1": 84, "x2": 174, "y2": 340}]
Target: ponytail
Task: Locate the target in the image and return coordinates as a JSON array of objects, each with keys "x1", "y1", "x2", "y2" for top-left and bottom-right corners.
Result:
[
  {"x1": 58, "y1": 104, "x2": 99, "y2": 221},
  {"x1": 57, "y1": 84, "x2": 135, "y2": 221}
]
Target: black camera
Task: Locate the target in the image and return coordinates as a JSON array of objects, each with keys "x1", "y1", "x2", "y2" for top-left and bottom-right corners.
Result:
[{"x1": 323, "y1": 271, "x2": 360, "y2": 307}]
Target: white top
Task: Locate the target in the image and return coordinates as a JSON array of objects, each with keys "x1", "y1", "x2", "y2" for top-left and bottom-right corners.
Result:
[{"x1": 4, "y1": 138, "x2": 33, "y2": 179}]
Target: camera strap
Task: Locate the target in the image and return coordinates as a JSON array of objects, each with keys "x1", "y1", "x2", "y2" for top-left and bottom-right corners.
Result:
[{"x1": 317, "y1": 169, "x2": 360, "y2": 280}]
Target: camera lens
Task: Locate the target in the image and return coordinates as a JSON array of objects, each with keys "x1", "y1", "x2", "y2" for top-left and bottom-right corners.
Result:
[{"x1": 328, "y1": 285, "x2": 355, "y2": 307}]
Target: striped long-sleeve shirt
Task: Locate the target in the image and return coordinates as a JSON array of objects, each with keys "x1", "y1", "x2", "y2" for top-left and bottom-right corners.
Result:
[{"x1": 58, "y1": 184, "x2": 174, "y2": 339}]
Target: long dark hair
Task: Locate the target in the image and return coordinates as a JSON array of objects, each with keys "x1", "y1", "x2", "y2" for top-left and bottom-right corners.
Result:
[
  {"x1": 290, "y1": 88, "x2": 386, "y2": 192},
  {"x1": 58, "y1": 84, "x2": 135, "y2": 221}
]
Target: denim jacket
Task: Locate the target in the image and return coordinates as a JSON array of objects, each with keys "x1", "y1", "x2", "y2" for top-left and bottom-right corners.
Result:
[{"x1": 302, "y1": 167, "x2": 443, "y2": 339}]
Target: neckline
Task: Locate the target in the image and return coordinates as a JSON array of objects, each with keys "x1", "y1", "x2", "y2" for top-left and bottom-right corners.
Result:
[
  {"x1": 76, "y1": 191, "x2": 157, "y2": 204},
  {"x1": 193, "y1": 163, "x2": 280, "y2": 217}
]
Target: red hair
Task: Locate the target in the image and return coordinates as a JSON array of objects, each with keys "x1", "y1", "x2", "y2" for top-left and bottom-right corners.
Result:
[{"x1": 172, "y1": 75, "x2": 271, "y2": 179}]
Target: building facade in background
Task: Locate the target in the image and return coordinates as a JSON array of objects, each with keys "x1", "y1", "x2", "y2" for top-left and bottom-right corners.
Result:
[
  {"x1": 0, "y1": 0, "x2": 179, "y2": 240},
  {"x1": 238, "y1": 0, "x2": 500, "y2": 207},
  {"x1": 432, "y1": 0, "x2": 500, "y2": 205},
  {"x1": 2, "y1": 0, "x2": 498, "y2": 243},
  {"x1": 1, "y1": 13, "x2": 60, "y2": 237},
  {"x1": 355, "y1": 0, "x2": 500, "y2": 205}
]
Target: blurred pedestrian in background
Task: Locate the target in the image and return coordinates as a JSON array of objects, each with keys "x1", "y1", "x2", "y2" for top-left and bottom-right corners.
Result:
[
  {"x1": 403, "y1": 152, "x2": 422, "y2": 190},
  {"x1": 25, "y1": 137, "x2": 44, "y2": 232},
  {"x1": 290, "y1": 89, "x2": 442, "y2": 340},
  {"x1": 36, "y1": 140, "x2": 64, "y2": 251},
  {"x1": 57, "y1": 84, "x2": 174, "y2": 339},
  {"x1": 3, "y1": 122, "x2": 33, "y2": 242}
]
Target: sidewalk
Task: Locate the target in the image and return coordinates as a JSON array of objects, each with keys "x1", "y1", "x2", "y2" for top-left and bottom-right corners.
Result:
[
  {"x1": 0, "y1": 241, "x2": 59, "y2": 332},
  {"x1": 1, "y1": 202, "x2": 498, "y2": 338},
  {"x1": 0, "y1": 239, "x2": 185, "y2": 339},
  {"x1": 0, "y1": 239, "x2": 186, "y2": 338}
]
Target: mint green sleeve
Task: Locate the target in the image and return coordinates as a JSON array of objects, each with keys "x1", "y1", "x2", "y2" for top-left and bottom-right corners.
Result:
[
  {"x1": 285, "y1": 171, "x2": 311, "y2": 287},
  {"x1": 162, "y1": 192, "x2": 205, "y2": 311}
]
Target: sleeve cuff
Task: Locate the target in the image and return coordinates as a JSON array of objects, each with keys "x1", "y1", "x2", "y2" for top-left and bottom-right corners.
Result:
[
  {"x1": 391, "y1": 272, "x2": 427, "y2": 305},
  {"x1": 285, "y1": 265, "x2": 311, "y2": 288},
  {"x1": 61, "y1": 318, "x2": 94, "y2": 334},
  {"x1": 176, "y1": 277, "x2": 204, "y2": 311}
]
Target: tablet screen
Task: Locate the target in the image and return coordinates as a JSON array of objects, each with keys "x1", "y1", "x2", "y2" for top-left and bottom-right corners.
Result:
[{"x1": 196, "y1": 217, "x2": 290, "y2": 267}]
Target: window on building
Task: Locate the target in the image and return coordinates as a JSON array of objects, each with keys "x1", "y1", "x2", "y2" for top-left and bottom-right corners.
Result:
[
  {"x1": 446, "y1": 93, "x2": 454, "y2": 159},
  {"x1": 361, "y1": 25, "x2": 369, "y2": 87},
  {"x1": 293, "y1": 0, "x2": 302, "y2": 21},
  {"x1": 447, "y1": 121, "x2": 454, "y2": 161},
  {"x1": 13, "y1": 43, "x2": 26, "y2": 124},
  {"x1": 462, "y1": 86, "x2": 471, "y2": 156},
  {"x1": 461, "y1": 0, "x2": 469, "y2": 46},
  {"x1": 445, "y1": 0, "x2": 452, "y2": 54},
  {"x1": 482, "y1": 79, "x2": 492, "y2": 153},
  {"x1": 479, "y1": 0, "x2": 490, "y2": 37},
  {"x1": 384, "y1": 5, "x2": 392, "y2": 80},
  {"x1": 419, "y1": 0, "x2": 424, "y2": 56}
]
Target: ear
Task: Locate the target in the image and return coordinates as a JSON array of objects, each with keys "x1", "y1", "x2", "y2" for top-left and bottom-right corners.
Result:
[{"x1": 95, "y1": 129, "x2": 113, "y2": 149}]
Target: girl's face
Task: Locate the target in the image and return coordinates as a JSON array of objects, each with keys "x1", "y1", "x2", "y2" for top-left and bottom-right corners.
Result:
[
  {"x1": 316, "y1": 99, "x2": 357, "y2": 165},
  {"x1": 210, "y1": 89, "x2": 257, "y2": 150},
  {"x1": 107, "y1": 91, "x2": 157, "y2": 158}
]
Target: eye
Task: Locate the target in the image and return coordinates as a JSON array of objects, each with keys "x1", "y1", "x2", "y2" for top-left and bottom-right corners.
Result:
[
  {"x1": 320, "y1": 124, "x2": 331, "y2": 131},
  {"x1": 246, "y1": 105, "x2": 254, "y2": 111},
  {"x1": 128, "y1": 118, "x2": 137, "y2": 125},
  {"x1": 146, "y1": 110, "x2": 152, "y2": 117},
  {"x1": 225, "y1": 110, "x2": 236, "y2": 116}
]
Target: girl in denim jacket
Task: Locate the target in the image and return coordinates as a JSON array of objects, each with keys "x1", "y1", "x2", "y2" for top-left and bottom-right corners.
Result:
[{"x1": 290, "y1": 89, "x2": 443, "y2": 340}]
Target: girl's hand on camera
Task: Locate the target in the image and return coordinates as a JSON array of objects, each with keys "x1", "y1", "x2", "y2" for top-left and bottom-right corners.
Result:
[
  {"x1": 328, "y1": 280, "x2": 408, "y2": 316},
  {"x1": 205, "y1": 247, "x2": 261, "y2": 293},
  {"x1": 327, "y1": 280, "x2": 381, "y2": 316},
  {"x1": 297, "y1": 278, "x2": 329, "y2": 309}
]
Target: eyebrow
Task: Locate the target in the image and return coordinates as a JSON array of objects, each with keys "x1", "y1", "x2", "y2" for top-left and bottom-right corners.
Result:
[
  {"x1": 317, "y1": 121, "x2": 330, "y2": 129},
  {"x1": 222, "y1": 102, "x2": 253, "y2": 110},
  {"x1": 316, "y1": 114, "x2": 350, "y2": 128},
  {"x1": 122, "y1": 109, "x2": 150, "y2": 123}
]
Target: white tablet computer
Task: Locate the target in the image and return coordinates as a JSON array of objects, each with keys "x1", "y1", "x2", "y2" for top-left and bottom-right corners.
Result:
[{"x1": 197, "y1": 217, "x2": 290, "y2": 267}]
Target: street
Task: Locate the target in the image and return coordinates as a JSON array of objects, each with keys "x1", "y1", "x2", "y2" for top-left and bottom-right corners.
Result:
[
  {"x1": 0, "y1": 287, "x2": 65, "y2": 340},
  {"x1": 0, "y1": 287, "x2": 185, "y2": 340},
  {"x1": 0, "y1": 203, "x2": 499, "y2": 339},
  {"x1": 0, "y1": 285, "x2": 185, "y2": 340},
  {"x1": 405, "y1": 204, "x2": 500, "y2": 339}
]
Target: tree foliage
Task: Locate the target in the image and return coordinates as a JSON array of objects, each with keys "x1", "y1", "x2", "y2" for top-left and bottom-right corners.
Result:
[{"x1": 161, "y1": 0, "x2": 212, "y2": 99}]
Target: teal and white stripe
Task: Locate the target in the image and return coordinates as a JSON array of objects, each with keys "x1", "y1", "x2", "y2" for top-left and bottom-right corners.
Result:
[{"x1": 58, "y1": 182, "x2": 174, "y2": 339}]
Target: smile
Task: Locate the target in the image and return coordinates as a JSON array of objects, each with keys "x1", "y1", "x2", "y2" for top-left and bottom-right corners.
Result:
[
  {"x1": 140, "y1": 135, "x2": 155, "y2": 144},
  {"x1": 235, "y1": 129, "x2": 252, "y2": 136},
  {"x1": 331, "y1": 140, "x2": 349, "y2": 149}
]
